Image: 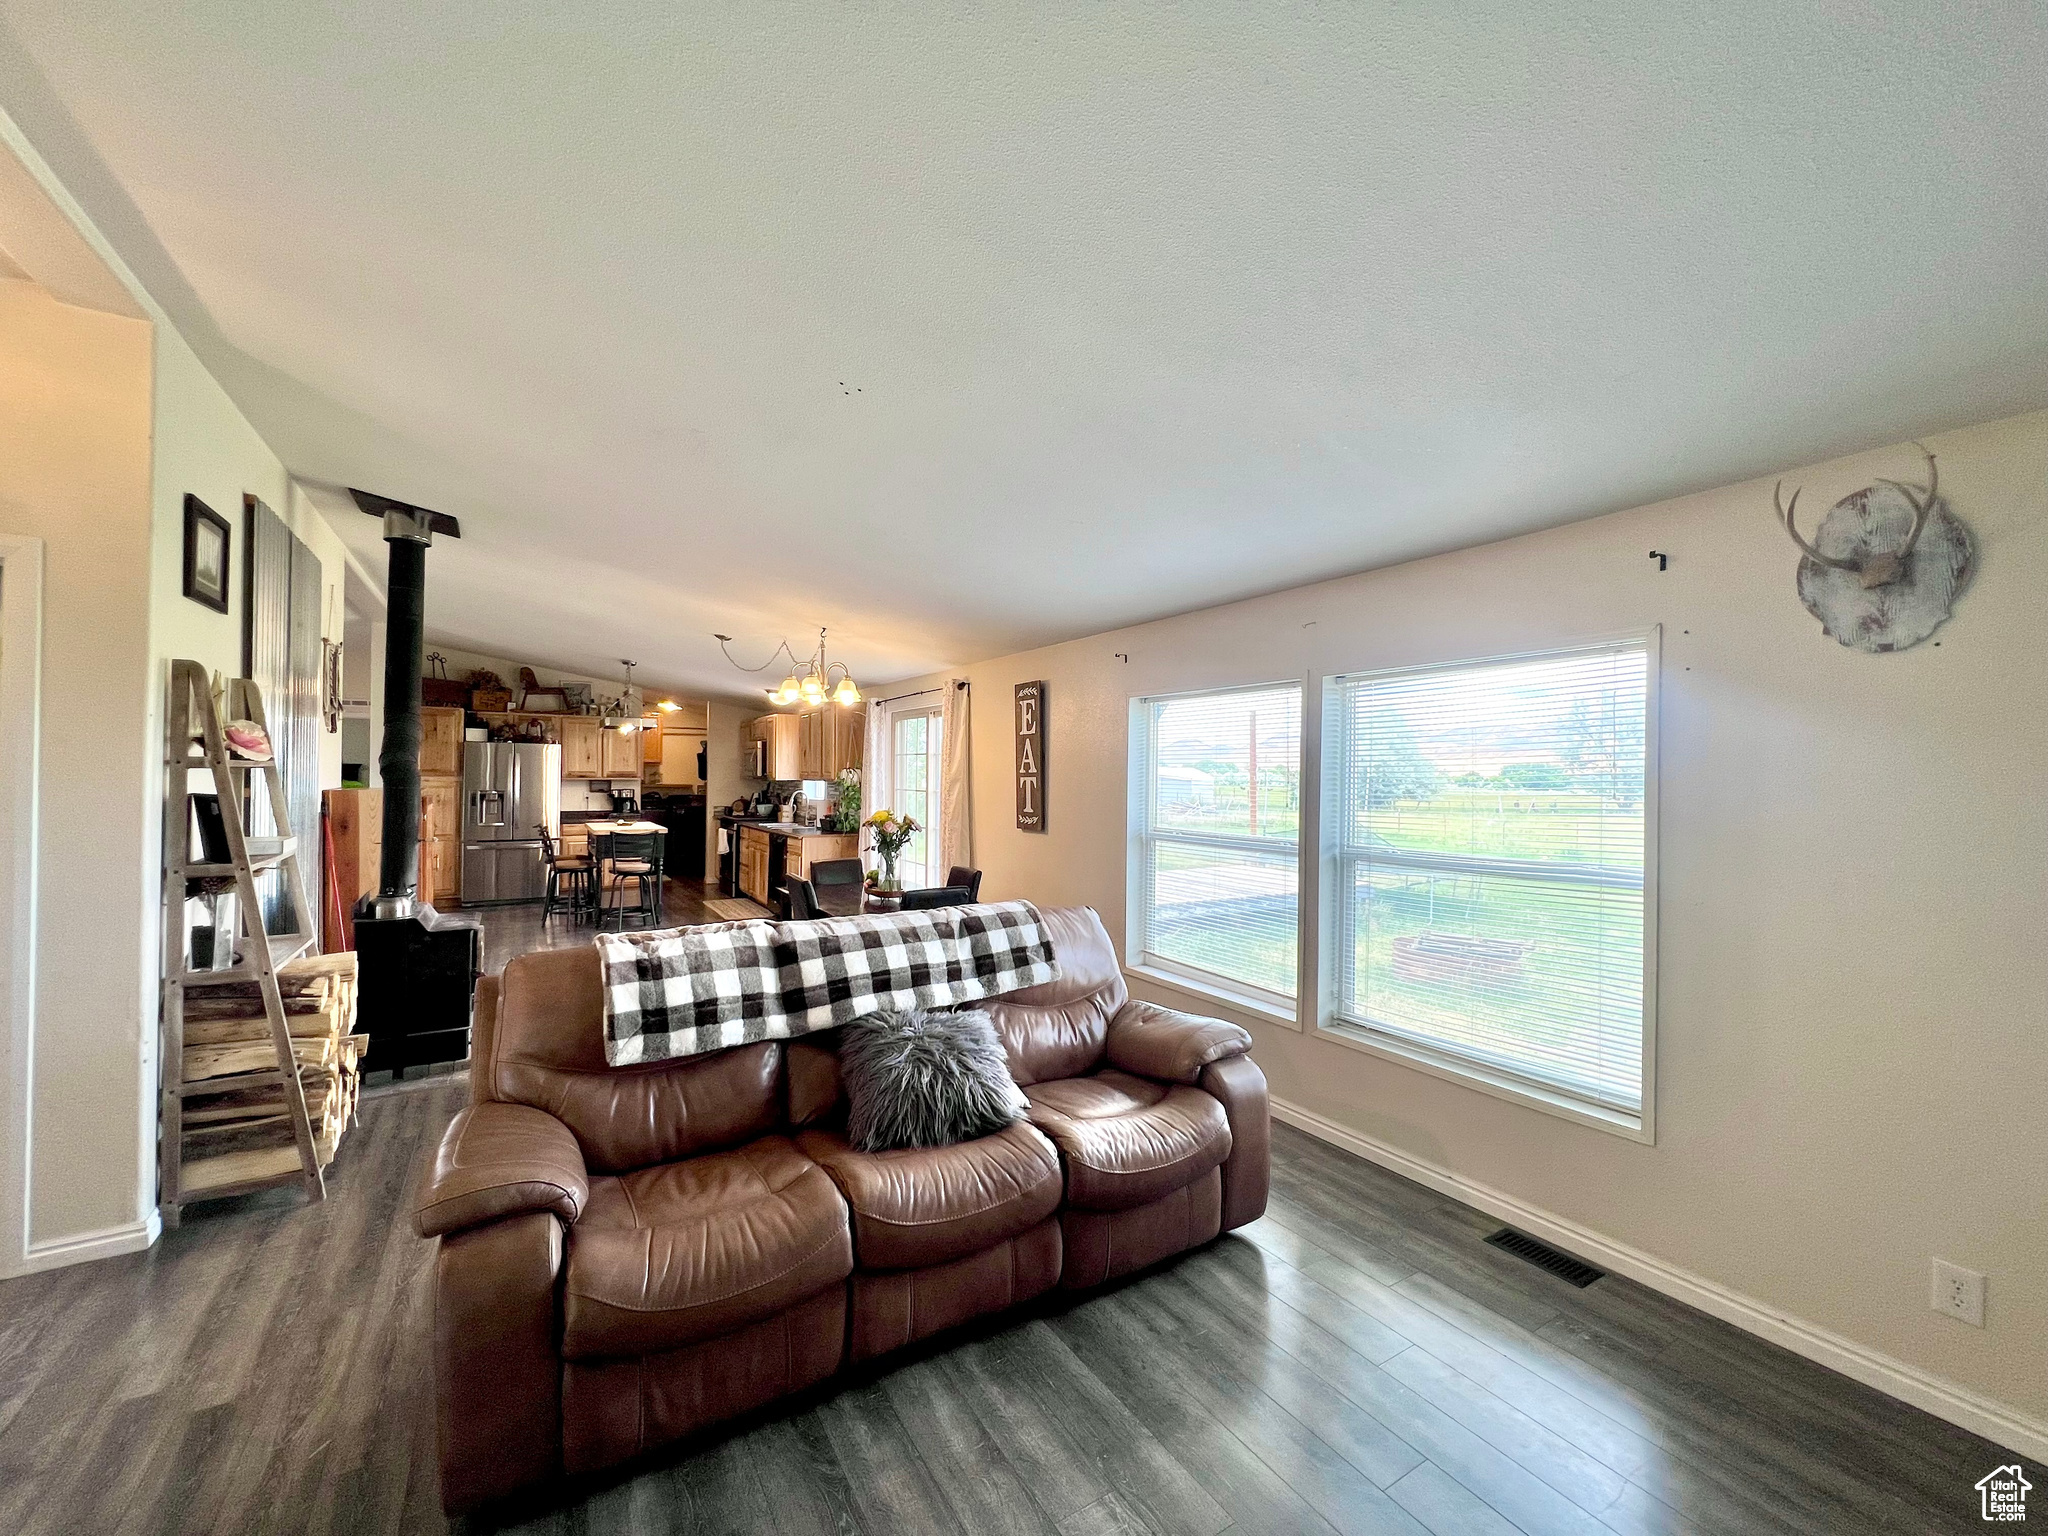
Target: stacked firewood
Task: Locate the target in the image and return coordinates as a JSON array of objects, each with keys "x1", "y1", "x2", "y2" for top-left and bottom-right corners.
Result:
[{"x1": 180, "y1": 952, "x2": 366, "y2": 1167}]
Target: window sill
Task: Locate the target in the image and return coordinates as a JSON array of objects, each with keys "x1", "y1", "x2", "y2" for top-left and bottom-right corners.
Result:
[
  {"x1": 1313, "y1": 1017, "x2": 1652, "y2": 1143},
  {"x1": 1123, "y1": 964, "x2": 1302, "y2": 1032}
]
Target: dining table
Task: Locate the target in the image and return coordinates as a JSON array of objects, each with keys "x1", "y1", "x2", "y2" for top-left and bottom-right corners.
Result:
[{"x1": 809, "y1": 884, "x2": 905, "y2": 918}]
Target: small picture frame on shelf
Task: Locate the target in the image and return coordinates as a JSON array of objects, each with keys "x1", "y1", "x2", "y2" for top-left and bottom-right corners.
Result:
[
  {"x1": 189, "y1": 793, "x2": 232, "y2": 865},
  {"x1": 559, "y1": 682, "x2": 594, "y2": 714},
  {"x1": 182, "y1": 495, "x2": 231, "y2": 613}
]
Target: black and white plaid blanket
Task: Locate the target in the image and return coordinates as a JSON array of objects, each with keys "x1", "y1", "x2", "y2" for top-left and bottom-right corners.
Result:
[{"x1": 593, "y1": 900, "x2": 1061, "y2": 1065}]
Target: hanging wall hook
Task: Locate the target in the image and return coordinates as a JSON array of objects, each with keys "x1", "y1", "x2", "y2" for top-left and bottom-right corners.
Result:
[{"x1": 1648, "y1": 550, "x2": 1669, "y2": 571}]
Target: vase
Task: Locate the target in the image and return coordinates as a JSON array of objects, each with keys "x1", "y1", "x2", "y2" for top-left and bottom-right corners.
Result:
[{"x1": 876, "y1": 852, "x2": 901, "y2": 892}]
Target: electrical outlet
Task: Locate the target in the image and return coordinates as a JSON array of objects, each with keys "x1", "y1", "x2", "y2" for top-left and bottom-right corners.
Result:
[{"x1": 1930, "y1": 1259, "x2": 1986, "y2": 1327}]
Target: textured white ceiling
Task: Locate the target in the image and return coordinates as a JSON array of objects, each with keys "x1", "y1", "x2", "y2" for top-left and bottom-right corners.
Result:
[{"x1": 3, "y1": 4, "x2": 2044, "y2": 696}]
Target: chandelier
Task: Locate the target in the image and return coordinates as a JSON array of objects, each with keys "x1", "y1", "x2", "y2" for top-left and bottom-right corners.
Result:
[{"x1": 715, "y1": 627, "x2": 862, "y2": 708}]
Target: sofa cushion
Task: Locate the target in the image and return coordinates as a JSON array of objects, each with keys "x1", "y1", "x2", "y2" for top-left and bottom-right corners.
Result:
[
  {"x1": 563, "y1": 1136, "x2": 851, "y2": 1360},
  {"x1": 1024, "y1": 1070, "x2": 1232, "y2": 1212},
  {"x1": 488, "y1": 946, "x2": 786, "y2": 1173},
  {"x1": 796, "y1": 1120, "x2": 1062, "y2": 1269}
]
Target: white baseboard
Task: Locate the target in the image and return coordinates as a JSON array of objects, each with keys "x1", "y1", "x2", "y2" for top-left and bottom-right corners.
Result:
[
  {"x1": 11, "y1": 1209, "x2": 161, "y2": 1276},
  {"x1": 1270, "y1": 1096, "x2": 2048, "y2": 1464}
]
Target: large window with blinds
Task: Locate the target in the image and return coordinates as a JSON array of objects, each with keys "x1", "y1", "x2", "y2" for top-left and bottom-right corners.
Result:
[
  {"x1": 1132, "y1": 682, "x2": 1303, "y2": 1008},
  {"x1": 1327, "y1": 637, "x2": 1655, "y2": 1130}
]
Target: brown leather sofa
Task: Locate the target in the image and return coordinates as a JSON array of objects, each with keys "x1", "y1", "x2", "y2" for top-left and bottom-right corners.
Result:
[{"x1": 413, "y1": 905, "x2": 1269, "y2": 1513}]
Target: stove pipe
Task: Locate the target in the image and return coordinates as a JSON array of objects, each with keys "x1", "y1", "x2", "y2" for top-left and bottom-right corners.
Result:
[{"x1": 350, "y1": 489, "x2": 461, "y2": 918}]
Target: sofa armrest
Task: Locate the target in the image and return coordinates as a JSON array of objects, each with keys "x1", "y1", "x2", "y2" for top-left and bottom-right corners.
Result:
[
  {"x1": 414, "y1": 1101, "x2": 589, "y2": 1239},
  {"x1": 1105, "y1": 998, "x2": 1252, "y2": 1084},
  {"x1": 1200, "y1": 1054, "x2": 1270, "y2": 1231},
  {"x1": 470, "y1": 972, "x2": 502, "y2": 1104}
]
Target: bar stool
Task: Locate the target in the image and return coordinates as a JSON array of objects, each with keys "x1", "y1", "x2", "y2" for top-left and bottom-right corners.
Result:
[
  {"x1": 538, "y1": 826, "x2": 593, "y2": 924},
  {"x1": 597, "y1": 831, "x2": 664, "y2": 930}
]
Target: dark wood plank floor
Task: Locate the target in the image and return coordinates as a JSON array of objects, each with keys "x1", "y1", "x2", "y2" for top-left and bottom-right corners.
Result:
[
  {"x1": 469, "y1": 877, "x2": 749, "y2": 976},
  {"x1": 0, "y1": 972, "x2": 2019, "y2": 1532}
]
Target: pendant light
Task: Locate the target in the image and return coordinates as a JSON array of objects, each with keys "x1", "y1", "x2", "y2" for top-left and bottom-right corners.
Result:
[{"x1": 606, "y1": 660, "x2": 641, "y2": 731}]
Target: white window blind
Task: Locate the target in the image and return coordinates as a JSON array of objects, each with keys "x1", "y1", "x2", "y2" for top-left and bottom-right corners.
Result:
[
  {"x1": 1331, "y1": 640, "x2": 1652, "y2": 1119},
  {"x1": 1134, "y1": 683, "x2": 1302, "y2": 1005}
]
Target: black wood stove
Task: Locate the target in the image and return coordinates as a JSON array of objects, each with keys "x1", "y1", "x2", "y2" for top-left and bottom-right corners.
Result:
[{"x1": 349, "y1": 490, "x2": 481, "y2": 1074}]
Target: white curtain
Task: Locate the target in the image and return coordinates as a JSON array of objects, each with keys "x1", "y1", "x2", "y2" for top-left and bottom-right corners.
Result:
[
  {"x1": 860, "y1": 699, "x2": 889, "y2": 873},
  {"x1": 940, "y1": 679, "x2": 971, "y2": 876}
]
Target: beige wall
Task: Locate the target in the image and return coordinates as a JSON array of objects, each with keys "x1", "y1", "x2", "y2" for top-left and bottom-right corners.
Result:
[
  {"x1": 147, "y1": 326, "x2": 351, "y2": 791},
  {"x1": 931, "y1": 411, "x2": 2048, "y2": 1440},
  {"x1": 3, "y1": 115, "x2": 344, "y2": 1259},
  {"x1": 0, "y1": 277, "x2": 155, "y2": 1246},
  {"x1": 704, "y1": 700, "x2": 765, "y2": 874},
  {"x1": 138, "y1": 325, "x2": 347, "y2": 1235}
]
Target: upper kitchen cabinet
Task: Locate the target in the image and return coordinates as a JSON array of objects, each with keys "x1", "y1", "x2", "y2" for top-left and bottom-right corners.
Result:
[
  {"x1": 799, "y1": 710, "x2": 826, "y2": 780},
  {"x1": 831, "y1": 708, "x2": 864, "y2": 777},
  {"x1": 421, "y1": 706, "x2": 465, "y2": 777},
  {"x1": 751, "y1": 713, "x2": 803, "y2": 780},
  {"x1": 560, "y1": 715, "x2": 603, "y2": 778},
  {"x1": 600, "y1": 723, "x2": 641, "y2": 778},
  {"x1": 798, "y1": 707, "x2": 865, "y2": 780},
  {"x1": 641, "y1": 717, "x2": 663, "y2": 766}
]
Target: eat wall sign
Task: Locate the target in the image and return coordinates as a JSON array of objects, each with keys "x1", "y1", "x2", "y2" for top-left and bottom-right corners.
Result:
[{"x1": 1015, "y1": 680, "x2": 1046, "y2": 833}]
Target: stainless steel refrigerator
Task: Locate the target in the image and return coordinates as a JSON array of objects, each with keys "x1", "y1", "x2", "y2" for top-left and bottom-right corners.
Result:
[{"x1": 460, "y1": 742, "x2": 561, "y2": 904}]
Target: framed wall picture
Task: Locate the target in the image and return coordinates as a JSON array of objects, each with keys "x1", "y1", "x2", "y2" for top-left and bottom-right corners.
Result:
[{"x1": 182, "y1": 494, "x2": 231, "y2": 613}]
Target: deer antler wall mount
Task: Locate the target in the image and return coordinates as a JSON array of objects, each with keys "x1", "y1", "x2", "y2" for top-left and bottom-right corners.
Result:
[{"x1": 1773, "y1": 444, "x2": 1973, "y2": 653}]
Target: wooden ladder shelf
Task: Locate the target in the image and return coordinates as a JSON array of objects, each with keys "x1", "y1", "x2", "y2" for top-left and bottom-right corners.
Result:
[{"x1": 159, "y1": 661, "x2": 362, "y2": 1223}]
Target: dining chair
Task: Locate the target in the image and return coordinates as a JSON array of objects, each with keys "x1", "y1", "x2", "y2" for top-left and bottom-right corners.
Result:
[
  {"x1": 597, "y1": 831, "x2": 663, "y2": 929},
  {"x1": 783, "y1": 877, "x2": 823, "y2": 921},
  {"x1": 899, "y1": 885, "x2": 974, "y2": 911},
  {"x1": 538, "y1": 826, "x2": 593, "y2": 924},
  {"x1": 944, "y1": 866, "x2": 983, "y2": 901},
  {"x1": 809, "y1": 858, "x2": 865, "y2": 905}
]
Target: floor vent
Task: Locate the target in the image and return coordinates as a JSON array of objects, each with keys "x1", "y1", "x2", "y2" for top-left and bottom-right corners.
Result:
[{"x1": 1485, "y1": 1228, "x2": 1605, "y2": 1288}]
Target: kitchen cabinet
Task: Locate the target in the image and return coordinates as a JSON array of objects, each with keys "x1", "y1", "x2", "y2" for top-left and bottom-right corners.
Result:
[
  {"x1": 798, "y1": 710, "x2": 826, "y2": 780},
  {"x1": 425, "y1": 829, "x2": 460, "y2": 907},
  {"x1": 831, "y1": 708, "x2": 864, "y2": 777},
  {"x1": 641, "y1": 717, "x2": 663, "y2": 765},
  {"x1": 420, "y1": 775, "x2": 463, "y2": 906},
  {"x1": 560, "y1": 716, "x2": 602, "y2": 778},
  {"x1": 421, "y1": 707, "x2": 465, "y2": 777},
  {"x1": 739, "y1": 826, "x2": 773, "y2": 905},
  {"x1": 796, "y1": 707, "x2": 865, "y2": 781},
  {"x1": 782, "y1": 832, "x2": 859, "y2": 884},
  {"x1": 600, "y1": 723, "x2": 641, "y2": 778},
  {"x1": 751, "y1": 713, "x2": 803, "y2": 781}
]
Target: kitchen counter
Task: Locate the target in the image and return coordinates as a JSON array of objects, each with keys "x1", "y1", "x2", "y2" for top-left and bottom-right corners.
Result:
[
  {"x1": 717, "y1": 812, "x2": 855, "y2": 838},
  {"x1": 720, "y1": 815, "x2": 861, "y2": 903}
]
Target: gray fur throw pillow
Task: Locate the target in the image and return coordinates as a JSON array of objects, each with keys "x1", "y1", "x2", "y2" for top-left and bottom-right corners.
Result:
[{"x1": 840, "y1": 1007, "x2": 1027, "y2": 1152}]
